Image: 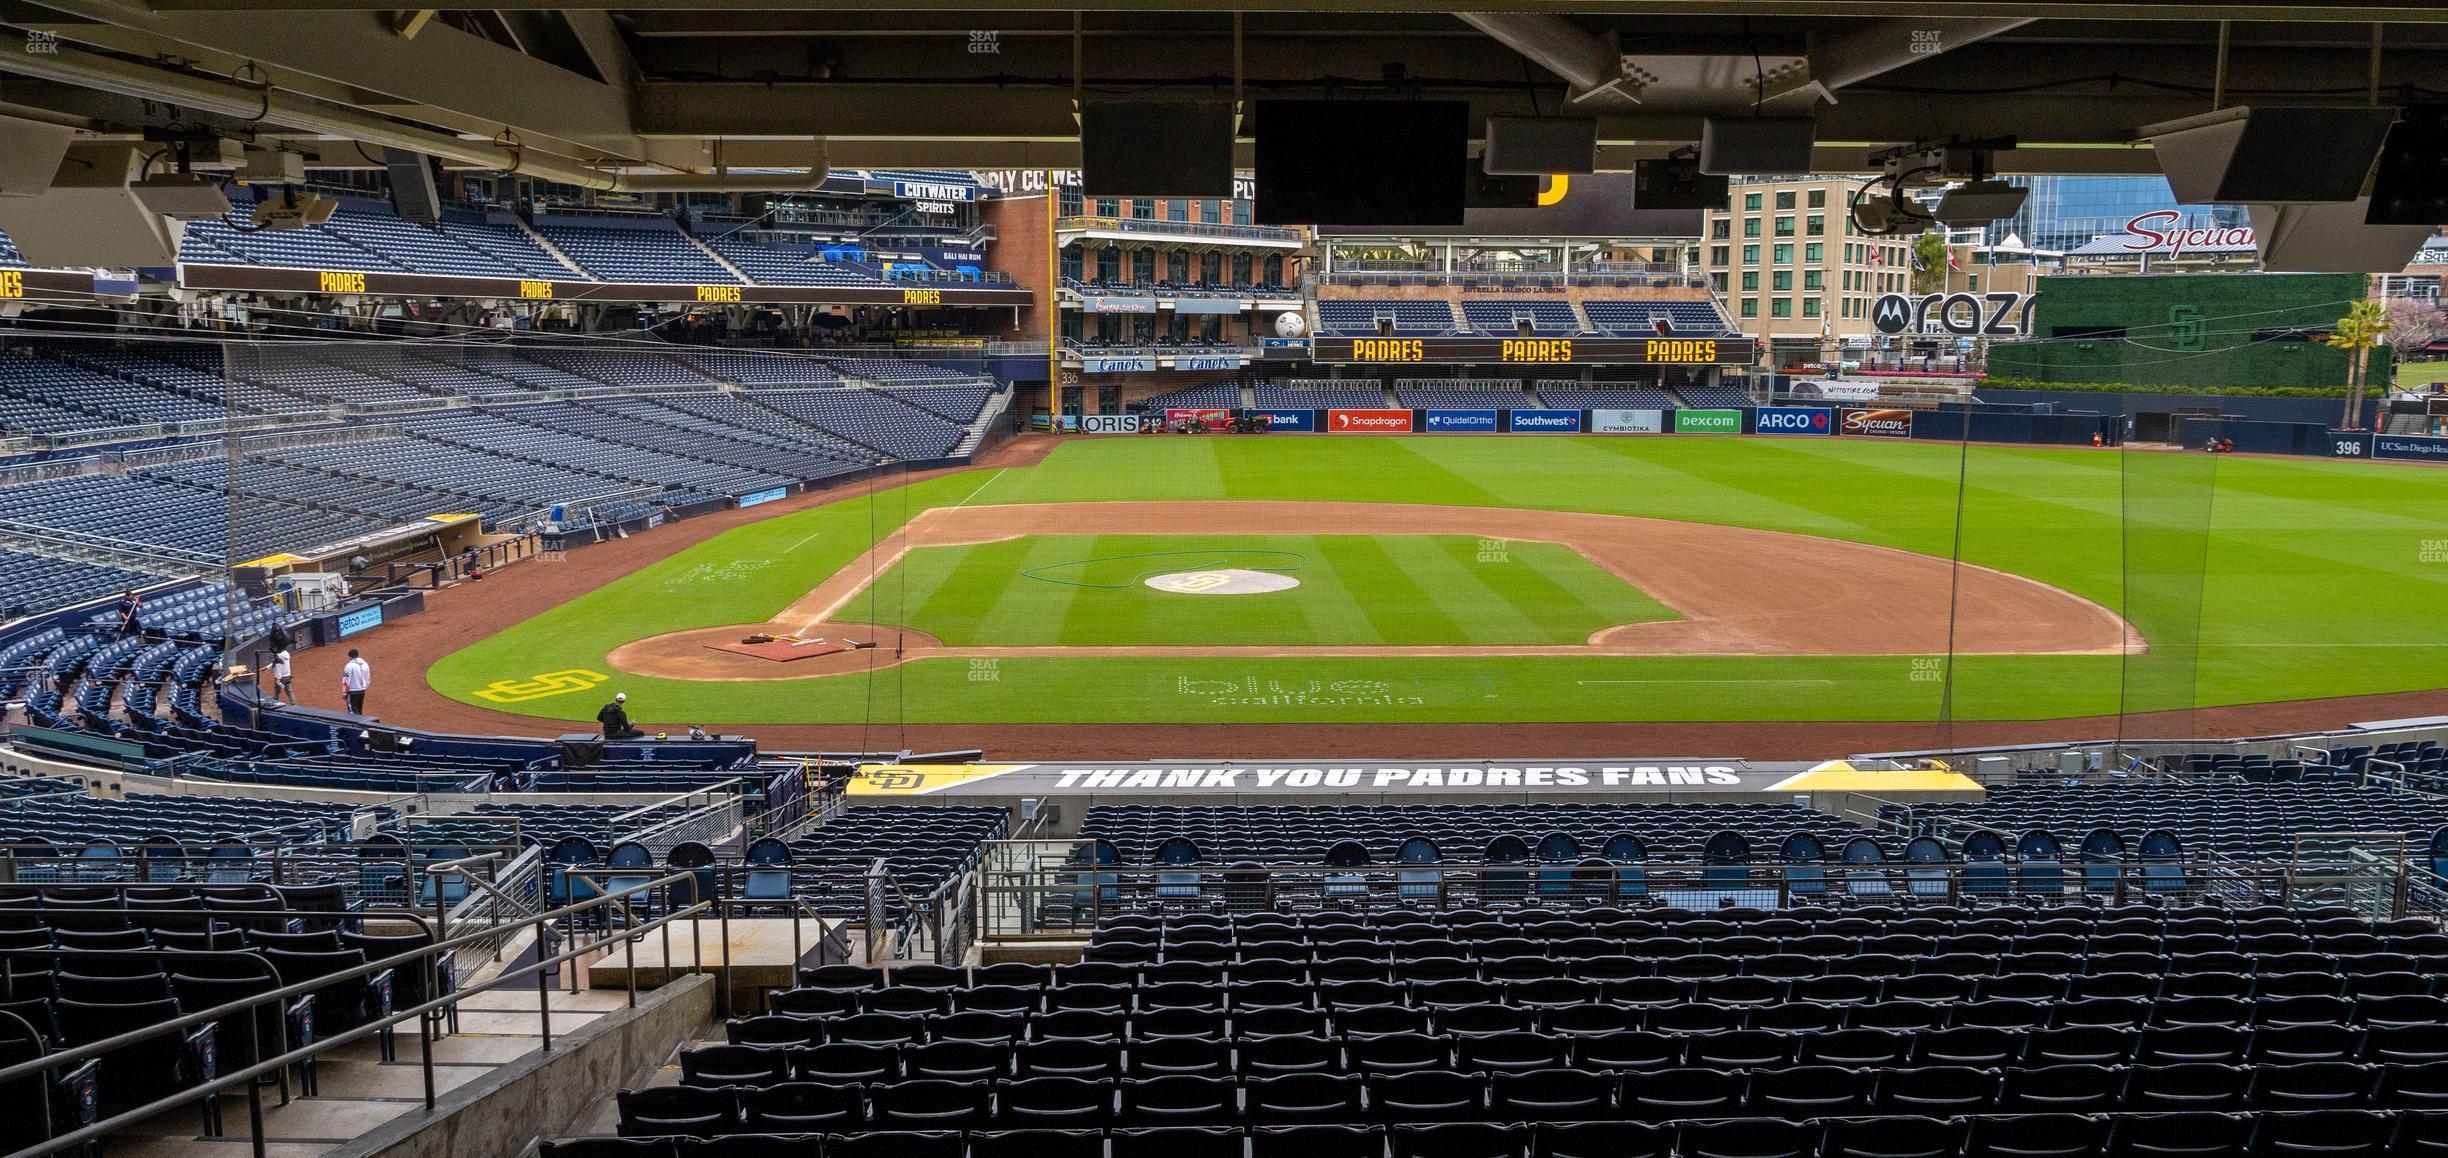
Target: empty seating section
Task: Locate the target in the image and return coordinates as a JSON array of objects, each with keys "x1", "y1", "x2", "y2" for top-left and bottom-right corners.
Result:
[
  {"x1": 525, "y1": 349, "x2": 718, "y2": 390},
  {"x1": 221, "y1": 349, "x2": 441, "y2": 409},
  {"x1": 1079, "y1": 803, "x2": 1860, "y2": 866},
  {"x1": 1, "y1": 791, "x2": 356, "y2": 849},
  {"x1": 0, "y1": 350, "x2": 229, "y2": 433},
  {"x1": 537, "y1": 223, "x2": 740, "y2": 284},
  {"x1": 1394, "y1": 380, "x2": 1533, "y2": 409},
  {"x1": 638, "y1": 394, "x2": 873, "y2": 463},
  {"x1": 1314, "y1": 300, "x2": 1459, "y2": 336},
  {"x1": 1139, "y1": 385, "x2": 1241, "y2": 410},
  {"x1": 1893, "y1": 782, "x2": 2448, "y2": 862},
  {"x1": 750, "y1": 391, "x2": 963, "y2": 461},
  {"x1": 0, "y1": 552, "x2": 162, "y2": 616},
  {"x1": 572, "y1": 398, "x2": 871, "y2": 479},
  {"x1": 882, "y1": 387, "x2": 996, "y2": 423},
  {"x1": 1676, "y1": 387, "x2": 1754, "y2": 408},
  {"x1": 181, "y1": 190, "x2": 406, "y2": 272},
  {"x1": 320, "y1": 205, "x2": 575, "y2": 280},
  {"x1": 707, "y1": 239, "x2": 892, "y2": 287},
  {"x1": 1249, "y1": 382, "x2": 1387, "y2": 410},
  {"x1": 447, "y1": 220, "x2": 585, "y2": 280},
  {"x1": 1585, "y1": 300, "x2": 1737, "y2": 336},
  {"x1": 1461, "y1": 300, "x2": 1583, "y2": 336},
  {"x1": 779, "y1": 807, "x2": 1010, "y2": 917},
  {"x1": 678, "y1": 351, "x2": 843, "y2": 386},
  {"x1": 0, "y1": 472, "x2": 375, "y2": 562},
  {"x1": 588, "y1": 900, "x2": 2448, "y2": 1157},
  {"x1": 826, "y1": 359, "x2": 987, "y2": 388},
  {"x1": 411, "y1": 411, "x2": 775, "y2": 501},
  {"x1": 1536, "y1": 385, "x2": 1684, "y2": 411}
]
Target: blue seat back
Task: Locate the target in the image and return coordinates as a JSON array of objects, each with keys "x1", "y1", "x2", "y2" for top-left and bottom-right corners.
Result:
[
  {"x1": 1701, "y1": 831, "x2": 1749, "y2": 886},
  {"x1": 1779, "y1": 833, "x2": 1828, "y2": 897},
  {"x1": 2018, "y1": 828, "x2": 2066, "y2": 894},
  {"x1": 2080, "y1": 827, "x2": 2127, "y2": 892},
  {"x1": 2139, "y1": 829, "x2": 2189, "y2": 893},
  {"x1": 1961, "y1": 830, "x2": 2010, "y2": 895}
]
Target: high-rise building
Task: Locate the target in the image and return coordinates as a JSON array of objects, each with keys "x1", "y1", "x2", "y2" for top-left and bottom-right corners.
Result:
[
  {"x1": 1698, "y1": 176, "x2": 1917, "y2": 363},
  {"x1": 1982, "y1": 175, "x2": 2247, "y2": 253}
]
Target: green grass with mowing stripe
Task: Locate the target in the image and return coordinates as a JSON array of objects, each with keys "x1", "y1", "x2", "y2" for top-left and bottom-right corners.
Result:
[
  {"x1": 840, "y1": 534, "x2": 1677, "y2": 647},
  {"x1": 427, "y1": 436, "x2": 2448, "y2": 726}
]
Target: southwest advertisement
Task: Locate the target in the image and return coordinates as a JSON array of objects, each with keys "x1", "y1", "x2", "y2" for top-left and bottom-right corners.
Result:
[{"x1": 1507, "y1": 409, "x2": 1584, "y2": 433}]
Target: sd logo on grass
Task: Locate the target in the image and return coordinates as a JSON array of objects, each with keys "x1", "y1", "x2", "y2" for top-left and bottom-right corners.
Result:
[{"x1": 473, "y1": 669, "x2": 609, "y2": 703}]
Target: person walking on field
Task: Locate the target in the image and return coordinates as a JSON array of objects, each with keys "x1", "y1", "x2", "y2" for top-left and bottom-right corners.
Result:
[
  {"x1": 270, "y1": 649, "x2": 295, "y2": 705},
  {"x1": 340, "y1": 649, "x2": 371, "y2": 715}
]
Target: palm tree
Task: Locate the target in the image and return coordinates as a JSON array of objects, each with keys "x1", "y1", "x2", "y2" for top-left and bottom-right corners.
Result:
[{"x1": 2324, "y1": 299, "x2": 2393, "y2": 430}]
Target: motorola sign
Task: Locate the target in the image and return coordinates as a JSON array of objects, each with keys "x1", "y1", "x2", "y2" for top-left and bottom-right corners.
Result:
[{"x1": 1871, "y1": 292, "x2": 2032, "y2": 338}]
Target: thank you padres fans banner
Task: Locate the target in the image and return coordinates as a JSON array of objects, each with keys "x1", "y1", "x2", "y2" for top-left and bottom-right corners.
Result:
[{"x1": 845, "y1": 760, "x2": 1980, "y2": 797}]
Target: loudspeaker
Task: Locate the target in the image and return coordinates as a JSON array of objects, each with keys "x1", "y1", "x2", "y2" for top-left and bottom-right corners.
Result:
[
  {"x1": 0, "y1": 114, "x2": 74, "y2": 198},
  {"x1": 1699, "y1": 116, "x2": 1816, "y2": 176},
  {"x1": 1632, "y1": 156, "x2": 1728, "y2": 211},
  {"x1": 2143, "y1": 106, "x2": 2399, "y2": 205},
  {"x1": 1081, "y1": 100, "x2": 1235, "y2": 198},
  {"x1": 385, "y1": 147, "x2": 444, "y2": 224},
  {"x1": 2249, "y1": 199, "x2": 2436, "y2": 272},
  {"x1": 1482, "y1": 116, "x2": 1597, "y2": 176},
  {"x1": 0, "y1": 144, "x2": 186, "y2": 266},
  {"x1": 2366, "y1": 104, "x2": 2448, "y2": 225}
]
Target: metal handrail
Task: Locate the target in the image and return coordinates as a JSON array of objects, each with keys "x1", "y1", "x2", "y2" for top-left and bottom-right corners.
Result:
[{"x1": 0, "y1": 868, "x2": 714, "y2": 1158}]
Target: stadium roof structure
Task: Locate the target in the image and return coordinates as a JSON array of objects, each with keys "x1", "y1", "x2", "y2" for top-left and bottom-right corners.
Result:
[{"x1": 0, "y1": 5, "x2": 2440, "y2": 188}]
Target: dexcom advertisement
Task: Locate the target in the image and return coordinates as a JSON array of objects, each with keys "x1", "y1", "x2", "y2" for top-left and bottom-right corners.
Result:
[{"x1": 1753, "y1": 406, "x2": 1833, "y2": 436}]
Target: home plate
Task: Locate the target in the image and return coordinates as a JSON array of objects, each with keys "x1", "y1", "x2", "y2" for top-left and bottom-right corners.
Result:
[
  {"x1": 1144, "y1": 569, "x2": 1301, "y2": 595},
  {"x1": 707, "y1": 635, "x2": 858, "y2": 662}
]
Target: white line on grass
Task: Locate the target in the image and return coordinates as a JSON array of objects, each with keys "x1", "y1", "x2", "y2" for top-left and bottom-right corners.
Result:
[
  {"x1": 949, "y1": 467, "x2": 1008, "y2": 510},
  {"x1": 1574, "y1": 679, "x2": 1839, "y2": 686}
]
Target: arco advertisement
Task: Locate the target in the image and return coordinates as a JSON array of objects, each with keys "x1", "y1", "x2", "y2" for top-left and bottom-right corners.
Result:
[{"x1": 1753, "y1": 406, "x2": 1833, "y2": 436}]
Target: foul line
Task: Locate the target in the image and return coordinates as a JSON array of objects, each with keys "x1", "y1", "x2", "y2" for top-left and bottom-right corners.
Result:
[{"x1": 949, "y1": 467, "x2": 1008, "y2": 511}]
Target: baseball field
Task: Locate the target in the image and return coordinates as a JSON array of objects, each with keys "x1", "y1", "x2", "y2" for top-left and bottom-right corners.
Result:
[{"x1": 422, "y1": 434, "x2": 2448, "y2": 737}]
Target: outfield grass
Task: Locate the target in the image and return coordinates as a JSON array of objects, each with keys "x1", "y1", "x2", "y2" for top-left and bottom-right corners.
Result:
[
  {"x1": 426, "y1": 436, "x2": 2448, "y2": 726},
  {"x1": 842, "y1": 534, "x2": 1677, "y2": 647}
]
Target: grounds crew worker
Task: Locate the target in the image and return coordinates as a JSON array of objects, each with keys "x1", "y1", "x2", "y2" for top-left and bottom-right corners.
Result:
[{"x1": 598, "y1": 692, "x2": 645, "y2": 740}]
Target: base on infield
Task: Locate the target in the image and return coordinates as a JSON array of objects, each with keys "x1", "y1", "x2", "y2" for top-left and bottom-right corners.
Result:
[{"x1": 705, "y1": 635, "x2": 864, "y2": 663}]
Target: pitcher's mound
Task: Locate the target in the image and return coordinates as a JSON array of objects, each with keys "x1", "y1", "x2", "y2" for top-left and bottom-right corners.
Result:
[{"x1": 1143, "y1": 569, "x2": 1302, "y2": 595}]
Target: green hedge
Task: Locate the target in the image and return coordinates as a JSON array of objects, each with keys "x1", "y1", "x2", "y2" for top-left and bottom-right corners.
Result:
[{"x1": 1976, "y1": 376, "x2": 2352, "y2": 399}]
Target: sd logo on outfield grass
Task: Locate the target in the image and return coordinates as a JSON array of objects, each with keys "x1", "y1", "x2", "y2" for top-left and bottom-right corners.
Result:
[{"x1": 473, "y1": 669, "x2": 609, "y2": 703}]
